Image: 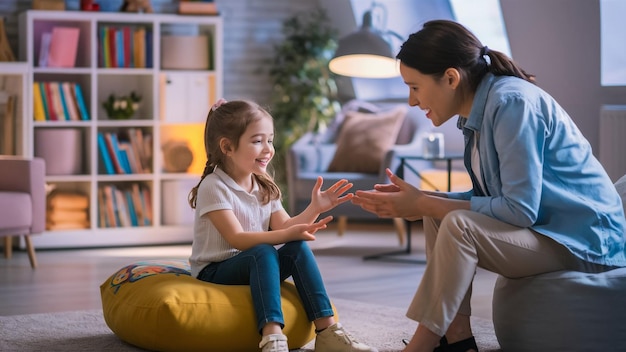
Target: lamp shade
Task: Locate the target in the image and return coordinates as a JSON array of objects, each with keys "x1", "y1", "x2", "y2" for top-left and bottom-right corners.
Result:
[{"x1": 329, "y1": 11, "x2": 400, "y2": 78}]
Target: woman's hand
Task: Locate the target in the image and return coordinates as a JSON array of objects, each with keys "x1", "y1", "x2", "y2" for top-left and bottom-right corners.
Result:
[
  {"x1": 285, "y1": 215, "x2": 333, "y2": 241},
  {"x1": 352, "y1": 169, "x2": 425, "y2": 220},
  {"x1": 309, "y1": 177, "x2": 354, "y2": 214}
]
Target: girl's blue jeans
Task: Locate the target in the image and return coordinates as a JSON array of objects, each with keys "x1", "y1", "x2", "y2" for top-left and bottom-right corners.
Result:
[{"x1": 197, "y1": 241, "x2": 335, "y2": 333}]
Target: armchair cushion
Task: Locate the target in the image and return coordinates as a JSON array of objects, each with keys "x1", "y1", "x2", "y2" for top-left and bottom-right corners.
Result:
[{"x1": 327, "y1": 106, "x2": 407, "y2": 174}]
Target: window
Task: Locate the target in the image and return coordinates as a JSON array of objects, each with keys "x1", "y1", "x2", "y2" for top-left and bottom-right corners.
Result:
[
  {"x1": 600, "y1": 0, "x2": 626, "y2": 86},
  {"x1": 449, "y1": 0, "x2": 512, "y2": 57}
]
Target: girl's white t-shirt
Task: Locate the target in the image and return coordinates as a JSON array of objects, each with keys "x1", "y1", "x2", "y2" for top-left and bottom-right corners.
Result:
[{"x1": 188, "y1": 167, "x2": 283, "y2": 277}]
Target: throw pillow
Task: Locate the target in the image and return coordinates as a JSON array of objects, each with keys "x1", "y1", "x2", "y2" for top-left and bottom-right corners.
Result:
[
  {"x1": 101, "y1": 259, "x2": 337, "y2": 352},
  {"x1": 327, "y1": 105, "x2": 406, "y2": 173}
]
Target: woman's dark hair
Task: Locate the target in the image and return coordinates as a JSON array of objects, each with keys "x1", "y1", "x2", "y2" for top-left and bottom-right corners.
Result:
[
  {"x1": 188, "y1": 100, "x2": 281, "y2": 209},
  {"x1": 397, "y1": 20, "x2": 535, "y2": 95}
]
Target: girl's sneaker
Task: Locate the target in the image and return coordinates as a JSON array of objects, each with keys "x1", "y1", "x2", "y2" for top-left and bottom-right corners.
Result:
[
  {"x1": 315, "y1": 323, "x2": 378, "y2": 351},
  {"x1": 259, "y1": 333, "x2": 289, "y2": 352}
]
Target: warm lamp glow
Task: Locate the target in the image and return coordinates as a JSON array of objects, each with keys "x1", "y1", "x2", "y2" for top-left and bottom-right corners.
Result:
[
  {"x1": 160, "y1": 123, "x2": 205, "y2": 175},
  {"x1": 328, "y1": 54, "x2": 399, "y2": 79},
  {"x1": 328, "y1": 3, "x2": 403, "y2": 79}
]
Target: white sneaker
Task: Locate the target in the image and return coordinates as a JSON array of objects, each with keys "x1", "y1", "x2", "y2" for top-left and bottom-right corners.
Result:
[
  {"x1": 314, "y1": 323, "x2": 378, "y2": 352},
  {"x1": 259, "y1": 333, "x2": 289, "y2": 352}
]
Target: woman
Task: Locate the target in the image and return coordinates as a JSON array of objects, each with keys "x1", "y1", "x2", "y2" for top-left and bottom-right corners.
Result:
[{"x1": 352, "y1": 20, "x2": 626, "y2": 352}]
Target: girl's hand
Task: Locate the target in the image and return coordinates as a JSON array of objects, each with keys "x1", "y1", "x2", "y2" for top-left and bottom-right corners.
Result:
[
  {"x1": 309, "y1": 177, "x2": 353, "y2": 214},
  {"x1": 286, "y1": 215, "x2": 333, "y2": 241},
  {"x1": 352, "y1": 169, "x2": 424, "y2": 219}
]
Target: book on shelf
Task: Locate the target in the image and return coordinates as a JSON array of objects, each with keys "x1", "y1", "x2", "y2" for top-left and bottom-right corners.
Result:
[
  {"x1": 47, "y1": 26, "x2": 80, "y2": 68},
  {"x1": 37, "y1": 82, "x2": 50, "y2": 120},
  {"x1": 131, "y1": 183, "x2": 145, "y2": 226},
  {"x1": 61, "y1": 82, "x2": 80, "y2": 121},
  {"x1": 73, "y1": 83, "x2": 90, "y2": 121},
  {"x1": 38, "y1": 32, "x2": 51, "y2": 67},
  {"x1": 97, "y1": 132, "x2": 115, "y2": 175},
  {"x1": 0, "y1": 94, "x2": 17, "y2": 155},
  {"x1": 32, "y1": 83, "x2": 46, "y2": 121},
  {"x1": 103, "y1": 132, "x2": 125, "y2": 174},
  {"x1": 97, "y1": 188, "x2": 108, "y2": 228},
  {"x1": 125, "y1": 190, "x2": 138, "y2": 226},
  {"x1": 101, "y1": 185, "x2": 120, "y2": 227},
  {"x1": 48, "y1": 82, "x2": 67, "y2": 120},
  {"x1": 114, "y1": 188, "x2": 131, "y2": 227},
  {"x1": 133, "y1": 27, "x2": 146, "y2": 68},
  {"x1": 42, "y1": 82, "x2": 57, "y2": 120},
  {"x1": 57, "y1": 81, "x2": 71, "y2": 120}
]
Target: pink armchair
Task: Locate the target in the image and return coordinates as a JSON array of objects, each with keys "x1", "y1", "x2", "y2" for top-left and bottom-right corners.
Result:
[{"x1": 0, "y1": 156, "x2": 46, "y2": 268}]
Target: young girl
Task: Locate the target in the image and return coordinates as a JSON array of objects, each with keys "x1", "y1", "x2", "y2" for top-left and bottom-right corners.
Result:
[{"x1": 188, "y1": 99, "x2": 377, "y2": 352}]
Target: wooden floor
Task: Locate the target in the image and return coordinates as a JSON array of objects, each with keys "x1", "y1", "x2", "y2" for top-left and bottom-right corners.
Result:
[{"x1": 0, "y1": 221, "x2": 497, "y2": 320}]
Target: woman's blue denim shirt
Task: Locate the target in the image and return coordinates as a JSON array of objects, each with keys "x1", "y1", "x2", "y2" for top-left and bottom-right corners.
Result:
[{"x1": 447, "y1": 73, "x2": 626, "y2": 266}]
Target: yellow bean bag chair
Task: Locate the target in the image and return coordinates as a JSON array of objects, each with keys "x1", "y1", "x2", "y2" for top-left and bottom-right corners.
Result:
[{"x1": 100, "y1": 259, "x2": 336, "y2": 352}]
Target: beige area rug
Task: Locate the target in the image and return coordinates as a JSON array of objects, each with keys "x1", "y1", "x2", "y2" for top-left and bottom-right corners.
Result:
[{"x1": 0, "y1": 297, "x2": 500, "y2": 352}]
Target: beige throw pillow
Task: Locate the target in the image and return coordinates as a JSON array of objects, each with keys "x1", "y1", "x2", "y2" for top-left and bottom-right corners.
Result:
[{"x1": 327, "y1": 106, "x2": 406, "y2": 174}]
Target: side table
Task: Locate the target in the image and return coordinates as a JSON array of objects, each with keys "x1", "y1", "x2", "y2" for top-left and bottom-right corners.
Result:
[{"x1": 363, "y1": 153, "x2": 465, "y2": 263}]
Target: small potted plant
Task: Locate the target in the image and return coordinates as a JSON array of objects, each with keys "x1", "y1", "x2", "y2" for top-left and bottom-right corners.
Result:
[{"x1": 102, "y1": 91, "x2": 141, "y2": 120}]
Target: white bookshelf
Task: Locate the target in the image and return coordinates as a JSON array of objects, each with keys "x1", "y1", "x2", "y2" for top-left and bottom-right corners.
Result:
[{"x1": 18, "y1": 10, "x2": 222, "y2": 248}]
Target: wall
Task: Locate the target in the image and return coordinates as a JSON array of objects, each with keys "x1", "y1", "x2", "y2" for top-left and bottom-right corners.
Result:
[
  {"x1": 0, "y1": 0, "x2": 320, "y2": 105},
  {"x1": 501, "y1": 0, "x2": 626, "y2": 154},
  {"x1": 2, "y1": 0, "x2": 625, "y2": 153}
]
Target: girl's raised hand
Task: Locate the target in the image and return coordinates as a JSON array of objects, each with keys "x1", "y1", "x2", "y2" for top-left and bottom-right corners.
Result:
[
  {"x1": 310, "y1": 177, "x2": 353, "y2": 214},
  {"x1": 287, "y1": 215, "x2": 333, "y2": 241}
]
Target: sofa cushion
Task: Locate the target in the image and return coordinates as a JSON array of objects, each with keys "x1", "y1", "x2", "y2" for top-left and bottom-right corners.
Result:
[
  {"x1": 327, "y1": 106, "x2": 406, "y2": 174},
  {"x1": 101, "y1": 259, "x2": 328, "y2": 352},
  {"x1": 0, "y1": 192, "x2": 32, "y2": 230}
]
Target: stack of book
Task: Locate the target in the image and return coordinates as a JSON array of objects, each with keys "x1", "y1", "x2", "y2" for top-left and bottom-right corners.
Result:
[
  {"x1": 97, "y1": 128, "x2": 152, "y2": 175},
  {"x1": 98, "y1": 183, "x2": 153, "y2": 228},
  {"x1": 46, "y1": 190, "x2": 90, "y2": 230},
  {"x1": 38, "y1": 26, "x2": 79, "y2": 68},
  {"x1": 33, "y1": 81, "x2": 89, "y2": 121},
  {"x1": 98, "y1": 25, "x2": 152, "y2": 68}
]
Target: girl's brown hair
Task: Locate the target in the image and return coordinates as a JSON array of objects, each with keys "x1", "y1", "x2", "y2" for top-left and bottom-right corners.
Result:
[
  {"x1": 397, "y1": 20, "x2": 535, "y2": 98},
  {"x1": 188, "y1": 100, "x2": 281, "y2": 209}
]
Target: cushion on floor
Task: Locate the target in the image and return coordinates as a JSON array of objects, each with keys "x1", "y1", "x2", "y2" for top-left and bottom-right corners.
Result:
[
  {"x1": 492, "y1": 267, "x2": 626, "y2": 351},
  {"x1": 100, "y1": 259, "x2": 332, "y2": 352}
]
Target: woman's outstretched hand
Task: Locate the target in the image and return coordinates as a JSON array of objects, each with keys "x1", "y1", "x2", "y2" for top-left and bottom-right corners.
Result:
[
  {"x1": 352, "y1": 169, "x2": 423, "y2": 220},
  {"x1": 310, "y1": 177, "x2": 354, "y2": 214}
]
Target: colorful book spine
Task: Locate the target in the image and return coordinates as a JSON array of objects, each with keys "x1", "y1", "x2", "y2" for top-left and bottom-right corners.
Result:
[
  {"x1": 57, "y1": 82, "x2": 71, "y2": 120},
  {"x1": 32, "y1": 83, "x2": 46, "y2": 121},
  {"x1": 73, "y1": 83, "x2": 90, "y2": 121},
  {"x1": 38, "y1": 82, "x2": 50, "y2": 120},
  {"x1": 103, "y1": 132, "x2": 124, "y2": 174},
  {"x1": 97, "y1": 132, "x2": 115, "y2": 175},
  {"x1": 125, "y1": 190, "x2": 138, "y2": 226},
  {"x1": 38, "y1": 32, "x2": 52, "y2": 67},
  {"x1": 145, "y1": 29, "x2": 153, "y2": 68},
  {"x1": 108, "y1": 27, "x2": 117, "y2": 68},
  {"x1": 42, "y1": 82, "x2": 57, "y2": 121},
  {"x1": 116, "y1": 28, "x2": 124, "y2": 68},
  {"x1": 61, "y1": 82, "x2": 80, "y2": 121},
  {"x1": 123, "y1": 26, "x2": 131, "y2": 68}
]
